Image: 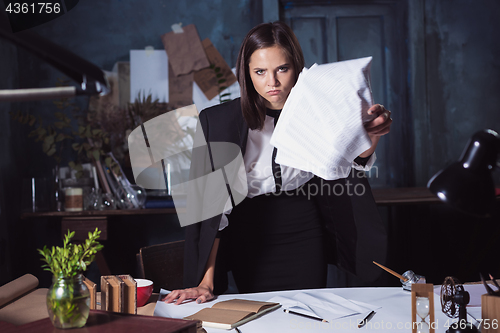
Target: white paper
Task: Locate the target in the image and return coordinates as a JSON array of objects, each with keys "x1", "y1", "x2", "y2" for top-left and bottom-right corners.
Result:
[
  {"x1": 130, "y1": 51, "x2": 240, "y2": 111},
  {"x1": 270, "y1": 57, "x2": 375, "y2": 180},
  {"x1": 130, "y1": 50, "x2": 169, "y2": 103},
  {"x1": 268, "y1": 292, "x2": 379, "y2": 322}
]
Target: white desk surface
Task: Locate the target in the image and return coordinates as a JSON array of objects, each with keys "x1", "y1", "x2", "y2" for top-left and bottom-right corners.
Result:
[{"x1": 154, "y1": 286, "x2": 482, "y2": 333}]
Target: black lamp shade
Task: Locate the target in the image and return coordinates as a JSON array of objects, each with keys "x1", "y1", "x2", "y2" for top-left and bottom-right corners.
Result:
[{"x1": 427, "y1": 129, "x2": 500, "y2": 217}]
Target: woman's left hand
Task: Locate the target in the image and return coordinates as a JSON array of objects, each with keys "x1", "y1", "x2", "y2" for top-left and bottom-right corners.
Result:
[{"x1": 365, "y1": 104, "x2": 392, "y2": 137}]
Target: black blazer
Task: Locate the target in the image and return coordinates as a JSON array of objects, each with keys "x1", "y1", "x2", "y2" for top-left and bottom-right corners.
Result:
[{"x1": 183, "y1": 98, "x2": 387, "y2": 292}]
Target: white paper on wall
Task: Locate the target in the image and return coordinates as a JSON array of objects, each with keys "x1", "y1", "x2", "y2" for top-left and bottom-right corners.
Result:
[{"x1": 130, "y1": 50, "x2": 169, "y2": 103}]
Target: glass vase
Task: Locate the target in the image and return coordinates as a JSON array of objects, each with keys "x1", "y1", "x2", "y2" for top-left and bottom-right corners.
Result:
[
  {"x1": 115, "y1": 184, "x2": 147, "y2": 209},
  {"x1": 46, "y1": 274, "x2": 90, "y2": 329}
]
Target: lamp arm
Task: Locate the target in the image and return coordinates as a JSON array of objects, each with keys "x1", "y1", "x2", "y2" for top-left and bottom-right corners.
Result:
[
  {"x1": 0, "y1": 25, "x2": 109, "y2": 97},
  {"x1": 0, "y1": 87, "x2": 76, "y2": 102}
]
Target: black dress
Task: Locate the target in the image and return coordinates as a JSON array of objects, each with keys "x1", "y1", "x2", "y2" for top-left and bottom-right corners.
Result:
[{"x1": 223, "y1": 184, "x2": 327, "y2": 293}]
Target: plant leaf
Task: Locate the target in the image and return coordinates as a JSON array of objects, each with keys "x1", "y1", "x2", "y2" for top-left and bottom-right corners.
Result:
[
  {"x1": 56, "y1": 133, "x2": 65, "y2": 142},
  {"x1": 28, "y1": 115, "x2": 36, "y2": 126},
  {"x1": 46, "y1": 146, "x2": 57, "y2": 156}
]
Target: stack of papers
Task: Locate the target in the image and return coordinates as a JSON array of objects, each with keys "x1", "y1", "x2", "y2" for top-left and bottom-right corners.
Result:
[
  {"x1": 270, "y1": 56, "x2": 375, "y2": 180},
  {"x1": 267, "y1": 292, "x2": 380, "y2": 322}
]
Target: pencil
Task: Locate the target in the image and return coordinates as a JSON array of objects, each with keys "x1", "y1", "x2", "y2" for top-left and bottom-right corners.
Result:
[
  {"x1": 373, "y1": 261, "x2": 408, "y2": 281},
  {"x1": 284, "y1": 309, "x2": 328, "y2": 323},
  {"x1": 358, "y1": 310, "x2": 376, "y2": 328}
]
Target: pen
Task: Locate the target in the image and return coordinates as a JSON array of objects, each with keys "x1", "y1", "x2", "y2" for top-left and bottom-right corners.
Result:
[
  {"x1": 284, "y1": 309, "x2": 328, "y2": 323},
  {"x1": 358, "y1": 310, "x2": 375, "y2": 328}
]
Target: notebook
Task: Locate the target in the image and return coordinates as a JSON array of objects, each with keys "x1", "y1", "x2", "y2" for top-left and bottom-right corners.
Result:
[{"x1": 183, "y1": 299, "x2": 280, "y2": 329}]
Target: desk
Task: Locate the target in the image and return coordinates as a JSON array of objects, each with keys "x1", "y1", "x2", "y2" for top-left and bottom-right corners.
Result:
[
  {"x1": 371, "y1": 187, "x2": 440, "y2": 205},
  {"x1": 0, "y1": 310, "x2": 197, "y2": 333},
  {"x1": 20, "y1": 208, "x2": 178, "y2": 218},
  {"x1": 154, "y1": 287, "x2": 479, "y2": 333}
]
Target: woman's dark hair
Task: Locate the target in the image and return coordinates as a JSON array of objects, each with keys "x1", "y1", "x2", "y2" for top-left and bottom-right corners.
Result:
[{"x1": 236, "y1": 21, "x2": 305, "y2": 130}]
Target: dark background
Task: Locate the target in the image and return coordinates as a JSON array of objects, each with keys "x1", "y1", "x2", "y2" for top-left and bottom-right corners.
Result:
[{"x1": 0, "y1": 0, "x2": 499, "y2": 289}]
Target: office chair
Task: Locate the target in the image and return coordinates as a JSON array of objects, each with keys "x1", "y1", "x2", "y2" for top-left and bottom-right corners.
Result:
[{"x1": 137, "y1": 240, "x2": 184, "y2": 291}]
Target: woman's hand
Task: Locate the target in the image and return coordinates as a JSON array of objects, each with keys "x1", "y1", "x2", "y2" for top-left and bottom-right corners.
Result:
[
  {"x1": 365, "y1": 104, "x2": 392, "y2": 137},
  {"x1": 164, "y1": 238, "x2": 219, "y2": 305},
  {"x1": 162, "y1": 284, "x2": 215, "y2": 305},
  {"x1": 359, "y1": 104, "x2": 392, "y2": 157}
]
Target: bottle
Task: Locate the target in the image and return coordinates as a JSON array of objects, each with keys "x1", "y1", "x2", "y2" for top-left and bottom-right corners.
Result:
[{"x1": 53, "y1": 166, "x2": 64, "y2": 212}]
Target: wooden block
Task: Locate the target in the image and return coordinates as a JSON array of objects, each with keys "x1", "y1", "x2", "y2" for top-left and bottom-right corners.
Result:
[
  {"x1": 83, "y1": 277, "x2": 97, "y2": 310},
  {"x1": 106, "y1": 276, "x2": 124, "y2": 313},
  {"x1": 100, "y1": 276, "x2": 110, "y2": 311},
  {"x1": 481, "y1": 294, "x2": 500, "y2": 333},
  {"x1": 118, "y1": 274, "x2": 137, "y2": 314}
]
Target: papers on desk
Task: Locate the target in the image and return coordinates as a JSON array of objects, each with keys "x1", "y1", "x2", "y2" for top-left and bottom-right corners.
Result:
[
  {"x1": 268, "y1": 292, "x2": 379, "y2": 322},
  {"x1": 155, "y1": 289, "x2": 380, "y2": 328},
  {"x1": 156, "y1": 287, "x2": 465, "y2": 333},
  {"x1": 270, "y1": 56, "x2": 375, "y2": 180}
]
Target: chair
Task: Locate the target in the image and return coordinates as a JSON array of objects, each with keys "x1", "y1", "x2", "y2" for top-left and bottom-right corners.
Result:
[{"x1": 137, "y1": 240, "x2": 184, "y2": 291}]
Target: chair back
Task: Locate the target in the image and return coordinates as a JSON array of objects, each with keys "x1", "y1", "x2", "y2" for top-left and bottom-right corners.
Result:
[{"x1": 138, "y1": 240, "x2": 184, "y2": 291}]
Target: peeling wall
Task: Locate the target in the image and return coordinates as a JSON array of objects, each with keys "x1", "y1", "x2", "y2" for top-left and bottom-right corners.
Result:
[{"x1": 423, "y1": 0, "x2": 500, "y2": 181}]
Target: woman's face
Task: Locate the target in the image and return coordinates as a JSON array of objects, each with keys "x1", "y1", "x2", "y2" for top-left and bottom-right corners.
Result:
[{"x1": 248, "y1": 46, "x2": 295, "y2": 110}]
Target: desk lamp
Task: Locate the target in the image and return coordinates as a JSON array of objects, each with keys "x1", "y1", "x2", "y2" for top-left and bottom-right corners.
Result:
[
  {"x1": 427, "y1": 129, "x2": 500, "y2": 218},
  {"x1": 0, "y1": 23, "x2": 109, "y2": 101},
  {"x1": 428, "y1": 129, "x2": 499, "y2": 333}
]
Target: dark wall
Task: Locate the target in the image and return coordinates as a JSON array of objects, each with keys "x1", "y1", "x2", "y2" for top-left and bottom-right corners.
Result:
[
  {"x1": 392, "y1": 0, "x2": 500, "y2": 286},
  {"x1": 415, "y1": 0, "x2": 500, "y2": 185},
  {"x1": 0, "y1": 0, "x2": 499, "y2": 287},
  {"x1": 0, "y1": 29, "x2": 18, "y2": 285}
]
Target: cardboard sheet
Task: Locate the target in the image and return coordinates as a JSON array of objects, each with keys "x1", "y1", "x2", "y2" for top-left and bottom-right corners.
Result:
[
  {"x1": 161, "y1": 24, "x2": 210, "y2": 77},
  {"x1": 168, "y1": 62, "x2": 194, "y2": 109},
  {"x1": 193, "y1": 38, "x2": 237, "y2": 100}
]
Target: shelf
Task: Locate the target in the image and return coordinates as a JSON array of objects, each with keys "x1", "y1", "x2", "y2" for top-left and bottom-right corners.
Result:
[{"x1": 20, "y1": 208, "x2": 181, "y2": 219}]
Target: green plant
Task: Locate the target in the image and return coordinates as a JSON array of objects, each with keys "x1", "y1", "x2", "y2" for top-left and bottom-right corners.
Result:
[
  {"x1": 210, "y1": 64, "x2": 231, "y2": 104},
  {"x1": 127, "y1": 91, "x2": 170, "y2": 126},
  {"x1": 10, "y1": 78, "x2": 112, "y2": 177},
  {"x1": 38, "y1": 228, "x2": 103, "y2": 278},
  {"x1": 39, "y1": 228, "x2": 103, "y2": 328}
]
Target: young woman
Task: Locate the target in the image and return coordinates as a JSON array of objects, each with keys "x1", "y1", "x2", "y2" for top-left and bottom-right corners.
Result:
[{"x1": 164, "y1": 21, "x2": 392, "y2": 305}]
